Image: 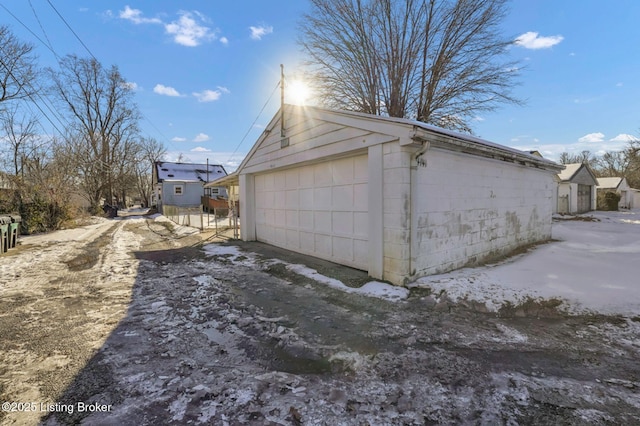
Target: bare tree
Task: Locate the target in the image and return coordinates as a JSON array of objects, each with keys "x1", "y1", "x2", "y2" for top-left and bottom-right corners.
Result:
[
  {"x1": 0, "y1": 104, "x2": 41, "y2": 176},
  {"x1": 299, "y1": 0, "x2": 520, "y2": 131},
  {"x1": 558, "y1": 150, "x2": 596, "y2": 167},
  {"x1": 132, "y1": 137, "x2": 165, "y2": 207},
  {"x1": 48, "y1": 55, "x2": 140, "y2": 212},
  {"x1": 0, "y1": 25, "x2": 37, "y2": 106}
]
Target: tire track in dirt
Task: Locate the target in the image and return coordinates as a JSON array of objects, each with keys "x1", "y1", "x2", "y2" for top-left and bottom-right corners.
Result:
[{"x1": 0, "y1": 219, "x2": 141, "y2": 426}]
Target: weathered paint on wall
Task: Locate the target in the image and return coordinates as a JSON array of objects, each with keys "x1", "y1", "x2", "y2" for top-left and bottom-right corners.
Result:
[{"x1": 410, "y1": 147, "x2": 555, "y2": 278}]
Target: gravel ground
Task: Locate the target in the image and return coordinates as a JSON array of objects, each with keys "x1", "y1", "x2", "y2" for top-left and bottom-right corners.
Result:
[{"x1": 0, "y1": 214, "x2": 639, "y2": 425}]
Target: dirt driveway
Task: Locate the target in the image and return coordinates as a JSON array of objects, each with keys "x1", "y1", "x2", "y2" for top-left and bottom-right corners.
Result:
[{"x1": 0, "y1": 214, "x2": 639, "y2": 425}]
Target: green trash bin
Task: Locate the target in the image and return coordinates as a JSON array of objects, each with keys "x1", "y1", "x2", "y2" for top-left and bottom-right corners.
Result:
[
  {"x1": 8, "y1": 214, "x2": 21, "y2": 249},
  {"x1": 0, "y1": 216, "x2": 10, "y2": 253}
]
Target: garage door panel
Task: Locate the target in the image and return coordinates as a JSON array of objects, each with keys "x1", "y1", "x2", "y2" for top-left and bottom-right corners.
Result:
[
  {"x1": 332, "y1": 158, "x2": 355, "y2": 184},
  {"x1": 285, "y1": 169, "x2": 299, "y2": 189},
  {"x1": 314, "y1": 234, "x2": 332, "y2": 257},
  {"x1": 286, "y1": 229, "x2": 299, "y2": 248},
  {"x1": 286, "y1": 190, "x2": 299, "y2": 209},
  {"x1": 354, "y1": 212, "x2": 368, "y2": 237},
  {"x1": 354, "y1": 156, "x2": 368, "y2": 180},
  {"x1": 354, "y1": 183, "x2": 368, "y2": 211},
  {"x1": 332, "y1": 185, "x2": 353, "y2": 210},
  {"x1": 353, "y1": 239, "x2": 369, "y2": 266},
  {"x1": 299, "y1": 211, "x2": 314, "y2": 230},
  {"x1": 314, "y1": 163, "x2": 332, "y2": 186},
  {"x1": 314, "y1": 211, "x2": 331, "y2": 231},
  {"x1": 314, "y1": 187, "x2": 332, "y2": 211},
  {"x1": 300, "y1": 231, "x2": 314, "y2": 251},
  {"x1": 255, "y1": 154, "x2": 368, "y2": 271},
  {"x1": 300, "y1": 188, "x2": 313, "y2": 206},
  {"x1": 285, "y1": 210, "x2": 298, "y2": 227},
  {"x1": 332, "y1": 236, "x2": 353, "y2": 260},
  {"x1": 332, "y1": 211, "x2": 353, "y2": 235},
  {"x1": 274, "y1": 209, "x2": 286, "y2": 226}
]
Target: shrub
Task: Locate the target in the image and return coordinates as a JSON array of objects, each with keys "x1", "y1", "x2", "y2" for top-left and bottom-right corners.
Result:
[{"x1": 597, "y1": 191, "x2": 620, "y2": 211}]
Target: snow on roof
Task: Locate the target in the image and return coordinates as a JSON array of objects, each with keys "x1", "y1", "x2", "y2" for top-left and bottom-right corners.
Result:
[
  {"x1": 557, "y1": 163, "x2": 583, "y2": 181},
  {"x1": 300, "y1": 105, "x2": 563, "y2": 170},
  {"x1": 155, "y1": 162, "x2": 227, "y2": 183},
  {"x1": 597, "y1": 177, "x2": 623, "y2": 189}
]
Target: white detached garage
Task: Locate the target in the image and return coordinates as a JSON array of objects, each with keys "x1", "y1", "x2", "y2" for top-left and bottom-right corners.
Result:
[{"x1": 230, "y1": 105, "x2": 563, "y2": 285}]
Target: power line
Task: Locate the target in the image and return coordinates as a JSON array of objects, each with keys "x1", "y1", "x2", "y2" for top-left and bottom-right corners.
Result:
[
  {"x1": 227, "y1": 80, "x2": 280, "y2": 165},
  {"x1": 0, "y1": 2, "x2": 58, "y2": 58},
  {"x1": 29, "y1": 0, "x2": 56, "y2": 58},
  {"x1": 45, "y1": 0, "x2": 97, "y2": 61}
]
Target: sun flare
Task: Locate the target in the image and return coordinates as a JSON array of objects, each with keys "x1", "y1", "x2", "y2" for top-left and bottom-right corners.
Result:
[{"x1": 288, "y1": 80, "x2": 311, "y2": 105}]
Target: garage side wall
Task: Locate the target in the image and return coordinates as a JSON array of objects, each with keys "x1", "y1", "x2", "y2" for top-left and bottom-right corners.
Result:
[
  {"x1": 412, "y1": 148, "x2": 555, "y2": 277},
  {"x1": 381, "y1": 142, "x2": 413, "y2": 284}
]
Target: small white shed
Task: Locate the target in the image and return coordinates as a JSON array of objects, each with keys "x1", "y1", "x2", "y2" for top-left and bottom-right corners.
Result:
[
  {"x1": 597, "y1": 177, "x2": 632, "y2": 209},
  {"x1": 555, "y1": 163, "x2": 598, "y2": 214},
  {"x1": 229, "y1": 105, "x2": 562, "y2": 285}
]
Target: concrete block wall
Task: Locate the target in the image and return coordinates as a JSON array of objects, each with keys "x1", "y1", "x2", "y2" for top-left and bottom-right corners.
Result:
[
  {"x1": 381, "y1": 142, "x2": 413, "y2": 284},
  {"x1": 412, "y1": 148, "x2": 554, "y2": 277}
]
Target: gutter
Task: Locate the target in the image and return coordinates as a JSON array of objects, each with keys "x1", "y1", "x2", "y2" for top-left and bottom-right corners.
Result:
[{"x1": 412, "y1": 127, "x2": 564, "y2": 173}]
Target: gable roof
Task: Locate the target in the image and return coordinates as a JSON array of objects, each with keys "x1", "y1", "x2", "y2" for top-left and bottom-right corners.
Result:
[
  {"x1": 597, "y1": 177, "x2": 624, "y2": 189},
  {"x1": 155, "y1": 162, "x2": 227, "y2": 183},
  {"x1": 557, "y1": 163, "x2": 598, "y2": 184},
  {"x1": 235, "y1": 104, "x2": 563, "y2": 175}
]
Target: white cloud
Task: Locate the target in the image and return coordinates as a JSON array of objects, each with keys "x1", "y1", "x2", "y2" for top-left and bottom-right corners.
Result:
[
  {"x1": 616, "y1": 82, "x2": 623, "y2": 87},
  {"x1": 165, "y1": 11, "x2": 215, "y2": 47},
  {"x1": 249, "y1": 25, "x2": 273, "y2": 40},
  {"x1": 172, "y1": 137, "x2": 187, "y2": 142},
  {"x1": 610, "y1": 134, "x2": 639, "y2": 142},
  {"x1": 119, "y1": 6, "x2": 162, "y2": 24},
  {"x1": 220, "y1": 36, "x2": 229, "y2": 45},
  {"x1": 122, "y1": 81, "x2": 139, "y2": 91},
  {"x1": 154, "y1": 84, "x2": 182, "y2": 97},
  {"x1": 578, "y1": 132, "x2": 605, "y2": 143},
  {"x1": 193, "y1": 90, "x2": 222, "y2": 102},
  {"x1": 193, "y1": 133, "x2": 210, "y2": 142},
  {"x1": 515, "y1": 32, "x2": 563, "y2": 49},
  {"x1": 191, "y1": 146, "x2": 211, "y2": 152},
  {"x1": 217, "y1": 86, "x2": 230, "y2": 94}
]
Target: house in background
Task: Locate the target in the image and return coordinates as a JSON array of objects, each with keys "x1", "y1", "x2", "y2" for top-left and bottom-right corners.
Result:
[
  {"x1": 153, "y1": 162, "x2": 227, "y2": 213},
  {"x1": 555, "y1": 163, "x2": 598, "y2": 214},
  {"x1": 213, "y1": 104, "x2": 563, "y2": 285},
  {"x1": 597, "y1": 177, "x2": 632, "y2": 209}
]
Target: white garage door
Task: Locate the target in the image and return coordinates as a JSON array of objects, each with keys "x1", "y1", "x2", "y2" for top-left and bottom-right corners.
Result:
[{"x1": 254, "y1": 155, "x2": 369, "y2": 270}]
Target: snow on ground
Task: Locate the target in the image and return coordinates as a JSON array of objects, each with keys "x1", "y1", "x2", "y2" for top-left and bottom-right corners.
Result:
[
  {"x1": 203, "y1": 244, "x2": 410, "y2": 302},
  {"x1": 412, "y1": 210, "x2": 640, "y2": 317},
  {"x1": 284, "y1": 263, "x2": 409, "y2": 301}
]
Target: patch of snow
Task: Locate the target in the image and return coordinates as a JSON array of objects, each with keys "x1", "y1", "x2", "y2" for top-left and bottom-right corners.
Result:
[
  {"x1": 494, "y1": 323, "x2": 528, "y2": 343},
  {"x1": 412, "y1": 210, "x2": 640, "y2": 316},
  {"x1": 285, "y1": 263, "x2": 409, "y2": 301}
]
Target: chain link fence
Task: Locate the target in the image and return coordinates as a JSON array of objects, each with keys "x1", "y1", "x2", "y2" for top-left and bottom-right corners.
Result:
[{"x1": 162, "y1": 204, "x2": 239, "y2": 236}]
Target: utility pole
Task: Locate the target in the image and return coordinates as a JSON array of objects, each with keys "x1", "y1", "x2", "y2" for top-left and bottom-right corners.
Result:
[{"x1": 280, "y1": 64, "x2": 285, "y2": 138}]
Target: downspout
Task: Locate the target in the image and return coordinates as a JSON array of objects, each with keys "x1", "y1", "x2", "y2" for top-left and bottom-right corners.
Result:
[{"x1": 409, "y1": 140, "x2": 431, "y2": 281}]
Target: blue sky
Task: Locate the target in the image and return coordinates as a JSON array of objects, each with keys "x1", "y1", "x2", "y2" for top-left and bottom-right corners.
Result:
[{"x1": 2, "y1": 1, "x2": 639, "y2": 171}]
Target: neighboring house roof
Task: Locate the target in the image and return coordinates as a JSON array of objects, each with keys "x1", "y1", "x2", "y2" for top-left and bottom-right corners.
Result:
[
  {"x1": 155, "y1": 162, "x2": 227, "y2": 183},
  {"x1": 557, "y1": 163, "x2": 598, "y2": 185},
  {"x1": 596, "y1": 177, "x2": 624, "y2": 190}
]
